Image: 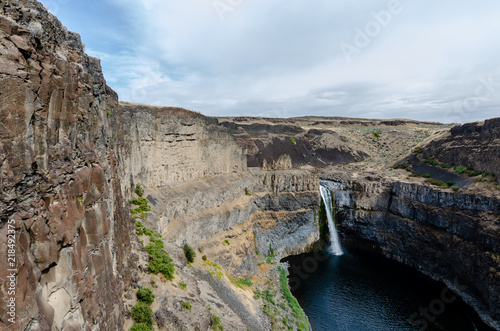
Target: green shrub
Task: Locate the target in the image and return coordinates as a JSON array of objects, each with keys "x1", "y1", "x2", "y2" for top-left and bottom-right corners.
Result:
[
  {"x1": 181, "y1": 301, "x2": 192, "y2": 310},
  {"x1": 224, "y1": 239, "x2": 230, "y2": 246},
  {"x1": 372, "y1": 131, "x2": 381, "y2": 139},
  {"x1": 232, "y1": 278, "x2": 253, "y2": 288},
  {"x1": 129, "y1": 197, "x2": 151, "y2": 215},
  {"x1": 422, "y1": 173, "x2": 431, "y2": 178},
  {"x1": 212, "y1": 314, "x2": 223, "y2": 330},
  {"x1": 202, "y1": 255, "x2": 207, "y2": 261},
  {"x1": 130, "y1": 323, "x2": 153, "y2": 331},
  {"x1": 264, "y1": 289, "x2": 276, "y2": 305},
  {"x1": 423, "y1": 157, "x2": 439, "y2": 166},
  {"x1": 440, "y1": 163, "x2": 453, "y2": 169},
  {"x1": 106, "y1": 107, "x2": 112, "y2": 116},
  {"x1": 253, "y1": 289, "x2": 262, "y2": 299},
  {"x1": 454, "y1": 165, "x2": 468, "y2": 174},
  {"x1": 146, "y1": 242, "x2": 175, "y2": 280},
  {"x1": 446, "y1": 181, "x2": 454, "y2": 187},
  {"x1": 425, "y1": 179, "x2": 448, "y2": 188},
  {"x1": 451, "y1": 186, "x2": 459, "y2": 191},
  {"x1": 467, "y1": 170, "x2": 482, "y2": 177},
  {"x1": 183, "y1": 243, "x2": 196, "y2": 263},
  {"x1": 179, "y1": 281, "x2": 187, "y2": 290},
  {"x1": 290, "y1": 137, "x2": 296, "y2": 144},
  {"x1": 131, "y1": 302, "x2": 153, "y2": 326},
  {"x1": 136, "y1": 221, "x2": 146, "y2": 236},
  {"x1": 414, "y1": 147, "x2": 423, "y2": 154},
  {"x1": 136, "y1": 288, "x2": 155, "y2": 305},
  {"x1": 198, "y1": 246, "x2": 204, "y2": 253},
  {"x1": 279, "y1": 268, "x2": 308, "y2": 330},
  {"x1": 244, "y1": 187, "x2": 252, "y2": 196},
  {"x1": 134, "y1": 184, "x2": 145, "y2": 197}
]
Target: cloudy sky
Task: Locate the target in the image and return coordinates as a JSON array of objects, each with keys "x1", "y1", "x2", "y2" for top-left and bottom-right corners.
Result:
[{"x1": 40, "y1": 0, "x2": 500, "y2": 123}]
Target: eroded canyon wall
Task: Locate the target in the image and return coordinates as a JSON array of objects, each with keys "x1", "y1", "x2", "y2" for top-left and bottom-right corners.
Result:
[
  {"x1": 0, "y1": 1, "x2": 132, "y2": 329},
  {"x1": 422, "y1": 118, "x2": 500, "y2": 182},
  {"x1": 323, "y1": 172, "x2": 500, "y2": 329}
]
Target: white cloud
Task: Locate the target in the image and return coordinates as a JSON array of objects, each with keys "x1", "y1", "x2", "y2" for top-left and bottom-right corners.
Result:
[{"x1": 93, "y1": 0, "x2": 500, "y2": 122}]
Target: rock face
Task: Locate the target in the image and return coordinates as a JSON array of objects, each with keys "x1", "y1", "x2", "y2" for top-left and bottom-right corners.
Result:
[
  {"x1": 323, "y1": 172, "x2": 500, "y2": 329},
  {"x1": 218, "y1": 119, "x2": 370, "y2": 168},
  {"x1": 0, "y1": 1, "x2": 132, "y2": 330},
  {"x1": 114, "y1": 102, "x2": 246, "y2": 192},
  {"x1": 422, "y1": 118, "x2": 500, "y2": 182},
  {"x1": 144, "y1": 169, "x2": 320, "y2": 276},
  {"x1": 1, "y1": 1, "x2": 499, "y2": 330}
]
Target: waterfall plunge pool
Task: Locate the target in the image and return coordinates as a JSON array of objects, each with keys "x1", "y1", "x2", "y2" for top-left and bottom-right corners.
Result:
[{"x1": 283, "y1": 250, "x2": 494, "y2": 331}]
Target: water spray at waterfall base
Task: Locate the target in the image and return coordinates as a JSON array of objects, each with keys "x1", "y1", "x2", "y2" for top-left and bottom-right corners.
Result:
[{"x1": 319, "y1": 185, "x2": 344, "y2": 256}]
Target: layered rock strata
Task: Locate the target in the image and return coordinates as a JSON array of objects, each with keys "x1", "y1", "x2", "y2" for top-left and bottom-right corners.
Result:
[
  {"x1": 323, "y1": 172, "x2": 500, "y2": 329},
  {"x1": 0, "y1": 1, "x2": 131, "y2": 330}
]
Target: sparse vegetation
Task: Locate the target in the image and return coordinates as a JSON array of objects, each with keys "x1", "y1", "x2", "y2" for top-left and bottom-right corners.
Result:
[
  {"x1": 134, "y1": 184, "x2": 144, "y2": 197},
  {"x1": 181, "y1": 301, "x2": 192, "y2": 310},
  {"x1": 129, "y1": 197, "x2": 151, "y2": 216},
  {"x1": 423, "y1": 157, "x2": 439, "y2": 166},
  {"x1": 198, "y1": 246, "x2": 204, "y2": 253},
  {"x1": 183, "y1": 243, "x2": 196, "y2": 263},
  {"x1": 131, "y1": 302, "x2": 153, "y2": 326},
  {"x1": 136, "y1": 288, "x2": 155, "y2": 305},
  {"x1": 414, "y1": 147, "x2": 423, "y2": 154},
  {"x1": 130, "y1": 323, "x2": 153, "y2": 331},
  {"x1": 28, "y1": 22, "x2": 43, "y2": 38},
  {"x1": 452, "y1": 186, "x2": 459, "y2": 191},
  {"x1": 454, "y1": 165, "x2": 468, "y2": 174},
  {"x1": 372, "y1": 131, "x2": 381, "y2": 140},
  {"x1": 290, "y1": 137, "x2": 296, "y2": 144},
  {"x1": 212, "y1": 314, "x2": 223, "y2": 330},
  {"x1": 422, "y1": 173, "x2": 431, "y2": 178},
  {"x1": 150, "y1": 279, "x2": 158, "y2": 288},
  {"x1": 106, "y1": 107, "x2": 112, "y2": 116},
  {"x1": 244, "y1": 187, "x2": 252, "y2": 196},
  {"x1": 468, "y1": 170, "x2": 482, "y2": 177},
  {"x1": 224, "y1": 239, "x2": 230, "y2": 246},
  {"x1": 279, "y1": 268, "x2": 308, "y2": 330},
  {"x1": 425, "y1": 178, "x2": 449, "y2": 188},
  {"x1": 144, "y1": 231, "x2": 175, "y2": 280},
  {"x1": 230, "y1": 277, "x2": 253, "y2": 289},
  {"x1": 179, "y1": 281, "x2": 187, "y2": 290}
]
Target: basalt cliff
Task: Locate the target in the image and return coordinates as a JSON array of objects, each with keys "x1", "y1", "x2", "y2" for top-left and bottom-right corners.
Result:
[{"x1": 0, "y1": 1, "x2": 499, "y2": 331}]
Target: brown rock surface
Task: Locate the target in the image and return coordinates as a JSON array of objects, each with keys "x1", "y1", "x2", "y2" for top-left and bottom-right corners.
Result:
[{"x1": 0, "y1": 1, "x2": 132, "y2": 330}]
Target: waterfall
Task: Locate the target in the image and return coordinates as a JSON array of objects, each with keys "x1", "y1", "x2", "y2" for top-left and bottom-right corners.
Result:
[{"x1": 320, "y1": 185, "x2": 344, "y2": 256}]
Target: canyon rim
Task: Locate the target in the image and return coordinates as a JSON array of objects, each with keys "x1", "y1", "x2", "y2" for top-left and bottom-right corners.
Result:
[{"x1": 0, "y1": 1, "x2": 499, "y2": 330}]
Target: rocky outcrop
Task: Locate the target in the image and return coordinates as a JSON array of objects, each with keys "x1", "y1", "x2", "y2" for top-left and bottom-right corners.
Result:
[
  {"x1": 218, "y1": 120, "x2": 369, "y2": 168},
  {"x1": 144, "y1": 169, "x2": 319, "y2": 274},
  {"x1": 422, "y1": 117, "x2": 500, "y2": 182},
  {"x1": 0, "y1": 1, "x2": 132, "y2": 330},
  {"x1": 322, "y1": 172, "x2": 500, "y2": 329},
  {"x1": 113, "y1": 102, "x2": 246, "y2": 193}
]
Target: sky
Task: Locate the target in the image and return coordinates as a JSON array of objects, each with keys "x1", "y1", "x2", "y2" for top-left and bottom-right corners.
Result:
[{"x1": 39, "y1": 0, "x2": 500, "y2": 123}]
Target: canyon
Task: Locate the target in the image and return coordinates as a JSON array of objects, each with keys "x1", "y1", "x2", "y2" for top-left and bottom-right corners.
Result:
[{"x1": 0, "y1": 1, "x2": 499, "y2": 330}]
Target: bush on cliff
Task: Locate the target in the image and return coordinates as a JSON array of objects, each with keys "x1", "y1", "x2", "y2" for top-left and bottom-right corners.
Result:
[
  {"x1": 136, "y1": 288, "x2": 155, "y2": 305},
  {"x1": 130, "y1": 323, "x2": 153, "y2": 331},
  {"x1": 454, "y1": 165, "x2": 468, "y2": 174},
  {"x1": 131, "y1": 302, "x2": 153, "y2": 326},
  {"x1": 183, "y1": 243, "x2": 196, "y2": 263},
  {"x1": 129, "y1": 197, "x2": 151, "y2": 215},
  {"x1": 146, "y1": 242, "x2": 175, "y2": 280},
  {"x1": 134, "y1": 184, "x2": 145, "y2": 197}
]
